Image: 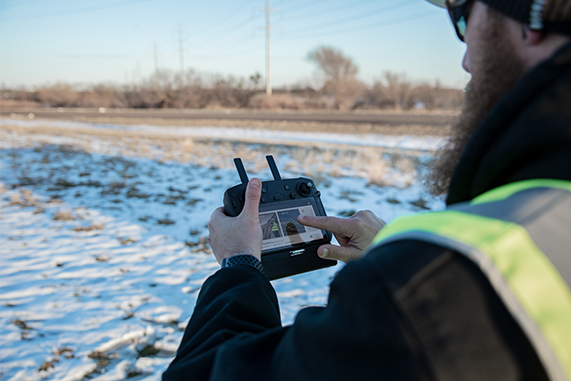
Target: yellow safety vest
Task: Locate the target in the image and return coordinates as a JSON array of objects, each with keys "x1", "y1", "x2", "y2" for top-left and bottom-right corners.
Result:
[{"x1": 371, "y1": 179, "x2": 571, "y2": 381}]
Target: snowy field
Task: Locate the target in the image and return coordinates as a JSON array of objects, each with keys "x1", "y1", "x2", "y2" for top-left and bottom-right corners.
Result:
[{"x1": 0, "y1": 118, "x2": 445, "y2": 380}]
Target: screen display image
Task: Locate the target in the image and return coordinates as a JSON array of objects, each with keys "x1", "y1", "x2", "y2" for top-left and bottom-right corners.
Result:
[
  {"x1": 259, "y1": 199, "x2": 326, "y2": 253},
  {"x1": 260, "y1": 212, "x2": 282, "y2": 240}
]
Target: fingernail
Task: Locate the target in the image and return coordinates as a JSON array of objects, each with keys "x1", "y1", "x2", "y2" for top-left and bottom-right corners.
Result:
[
  {"x1": 250, "y1": 178, "x2": 260, "y2": 188},
  {"x1": 320, "y1": 248, "x2": 329, "y2": 258},
  {"x1": 298, "y1": 215, "x2": 306, "y2": 222}
]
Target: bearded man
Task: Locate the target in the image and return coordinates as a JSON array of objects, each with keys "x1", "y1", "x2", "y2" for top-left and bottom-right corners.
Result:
[{"x1": 164, "y1": 0, "x2": 571, "y2": 380}]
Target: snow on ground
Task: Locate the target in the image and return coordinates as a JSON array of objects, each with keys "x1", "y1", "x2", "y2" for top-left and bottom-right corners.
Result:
[
  {"x1": 0, "y1": 117, "x2": 448, "y2": 152},
  {"x1": 0, "y1": 123, "x2": 444, "y2": 380}
]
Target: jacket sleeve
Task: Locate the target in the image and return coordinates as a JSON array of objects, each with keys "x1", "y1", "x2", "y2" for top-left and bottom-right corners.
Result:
[{"x1": 162, "y1": 255, "x2": 431, "y2": 381}]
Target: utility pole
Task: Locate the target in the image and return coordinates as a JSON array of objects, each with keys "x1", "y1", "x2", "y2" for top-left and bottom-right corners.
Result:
[
  {"x1": 179, "y1": 26, "x2": 185, "y2": 84},
  {"x1": 135, "y1": 62, "x2": 141, "y2": 84},
  {"x1": 154, "y1": 41, "x2": 159, "y2": 77},
  {"x1": 265, "y1": 0, "x2": 272, "y2": 96}
]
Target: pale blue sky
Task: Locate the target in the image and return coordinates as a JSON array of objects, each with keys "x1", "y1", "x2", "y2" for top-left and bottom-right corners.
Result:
[{"x1": 0, "y1": 0, "x2": 470, "y2": 88}]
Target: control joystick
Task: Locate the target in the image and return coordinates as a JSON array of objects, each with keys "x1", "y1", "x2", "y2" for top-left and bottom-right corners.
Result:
[{"x1": 297, "y1": 181, "x2": 312, "y2": 197}]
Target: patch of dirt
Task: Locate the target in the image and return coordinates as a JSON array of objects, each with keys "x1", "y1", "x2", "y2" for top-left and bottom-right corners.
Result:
[
  {"x1": 53, "y1": 210, "x2": 75, "y2": 221},
  {"x1": 137, "y1": 344, "x2": 159, "y2": 357},
  {"x1": 410, "y1": 197, "x2": 430, "y2": 210},
  {"x1": 73, "y1": 222, "x2": 105, "y2": 232},
  {"x1": 157, "y1": 216, "x2": 175, "y2": 225}
]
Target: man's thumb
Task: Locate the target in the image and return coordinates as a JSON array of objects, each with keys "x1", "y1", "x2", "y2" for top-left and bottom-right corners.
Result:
[
  {"x1": 242, "y1": 178, "x2": 261, "y2": 217},
  {"x1": 318, "y1": 245, "x2": 361, "y2": 263}
]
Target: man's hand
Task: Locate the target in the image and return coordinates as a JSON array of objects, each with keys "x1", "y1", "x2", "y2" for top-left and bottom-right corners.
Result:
[
  {"x1": 298, "y1": 210, "x2": 386, "y2": 263},
  {"x1": 208, "y1": 178, "x2": 263, "y2": 264}
]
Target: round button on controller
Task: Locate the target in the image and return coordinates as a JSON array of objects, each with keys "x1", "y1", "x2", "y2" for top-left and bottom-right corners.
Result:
[{"x1": 297, "y1": 182, "x2": 312, "y2": 197}]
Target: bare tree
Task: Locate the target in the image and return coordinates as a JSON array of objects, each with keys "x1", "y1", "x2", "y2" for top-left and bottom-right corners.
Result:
[
  {"x1": 382, "y1": 72, "x2": 412, "y2": 110},
  {"x1": 36, "y1": 83, "x2": 77, "y2": 107},
  {"x1": 367, "y1": 72, "x2": 413, "y2": 110},
  {"x1": 307, "y1": 46, "x2": 363, "y2": 110},
  {"x1": 7, "y1": 67, "x2": 462, "y2": 111},
  {"x1": 412, "y1": 80, "x2": 463, "y2": 110},
  {"x1": 368, "y1": 73, "x2": 464, "y2": 111}
]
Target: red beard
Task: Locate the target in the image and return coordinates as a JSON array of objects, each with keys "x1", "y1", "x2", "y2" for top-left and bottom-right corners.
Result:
[{"x1": 425, "y1": 10, "x2": 526, "y2": 198}]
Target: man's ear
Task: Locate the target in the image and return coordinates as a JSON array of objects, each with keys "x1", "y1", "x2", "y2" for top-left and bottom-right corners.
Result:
[{"x1": 522, "y1": 26, "x2": 544, "y2": 45}]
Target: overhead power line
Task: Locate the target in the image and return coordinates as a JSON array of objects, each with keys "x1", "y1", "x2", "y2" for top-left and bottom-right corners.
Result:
[
  {"x1": 192, "y1": 33, "x2": 259, "y2": 56},
  {"x1": 278, "y1": 0, "x2": 330, "y2": 14},
  {"x1": 0, "y1": 0, "x2": 47, "y2": 10},
  {"x1": 285, "y1": 11, "x2": 437, "y2": 40},
  {"x1": 193, "y1": 13, "x2": 258, "y2": 45},
  {"x1": 287, "y1": 0, "x2": 378, "y2": 21},
  {"x1": 4, "y1": 0, "x2": 153, "y2": 20},
  {"x1": 192, "y1": 43, "x2": 265, "y2": 61},
  {"x1": 39, "y1": 53, "x2": 140, "y2": 59},
  {"x1": 192, "y1": 0, "x2": 257, "y2": 37},
  {"x1": 290, "y1": 0, "x2": 416, "y2": 35}
]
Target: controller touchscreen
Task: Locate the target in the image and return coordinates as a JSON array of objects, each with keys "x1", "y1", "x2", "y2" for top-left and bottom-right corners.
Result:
[{"x1": 259, "y1": 199, "x2": 326, "y2": 252}]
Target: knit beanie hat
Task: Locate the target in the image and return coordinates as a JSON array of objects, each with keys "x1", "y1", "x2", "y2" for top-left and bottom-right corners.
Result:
[{"x1": 428, "y1": 0, "x2": 571, "y2": 36}]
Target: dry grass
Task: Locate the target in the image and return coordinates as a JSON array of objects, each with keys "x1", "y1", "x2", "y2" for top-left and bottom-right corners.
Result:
[
  {"x1": 7, "y1": 189, "x2": 39, "y2": 207},
  {"x1": 53, "y1": 210, "x2": 75, "y2": 221},
  {"x1": 410, "y1": 197, "x2": 430, "y2": 210},
  {"x1": 11, "y1": 319, "x2": 33, "y2": 330},
  {"x1": 38, "y1": 359, "x2": 57, "y2": 372},
  {"x1": 1, "y1": 117, "x2": 428, "y2": 189},
  {"x1": 2, "y1": 111, "x2": 453, "y2": 136},
  {"x1": 118, "y1": 237, "x2": 138, "y2": 245},
  {"x1": 2, "y1": 67, "x2": 462, "y2": 110},
  {"x1": 8, "y1": 193, "x2": 24, "y2": 206},
  {"x1": 87, "y1": 351, "x2": 108, "y2": 360},
  {"x1": 54, "y1": 347, "x2": 74, "y2": 359},
  {"x1": 73, "y1": 222, "x2": 105, "y2": 232},
  {"x1": 185, "y1": 236, "x2": 211, "y2": 254},
  {"x1": 86, "y1": 116, "x2": 454, "y2": 136},
  {"x1": 156, "y1": 215, "x2": 175, "y2": 225},
  {"x1": 249, "y1": 94, "x2": 312, "y2": 110},
  {"x1": 94, "y1": 254, "x2": 110, "y2": 262}
]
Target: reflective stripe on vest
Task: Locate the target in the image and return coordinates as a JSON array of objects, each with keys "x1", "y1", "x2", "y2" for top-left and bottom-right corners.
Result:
[{"x1": 371, "y1": 179, "x2": 571, "y2": 381}]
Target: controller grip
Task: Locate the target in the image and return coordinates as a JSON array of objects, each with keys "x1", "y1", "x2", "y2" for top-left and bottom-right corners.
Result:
[{"x1": 223, "y1": 186, "x2": 245, "y2": 217}]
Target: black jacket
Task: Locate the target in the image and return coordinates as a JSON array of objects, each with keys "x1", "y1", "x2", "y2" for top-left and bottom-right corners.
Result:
[{"x1": 163, "y1": 43, "x2": 571, "y2": 380}]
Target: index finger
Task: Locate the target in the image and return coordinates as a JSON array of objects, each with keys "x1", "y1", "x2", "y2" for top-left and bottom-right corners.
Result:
[{"x1": 298, "y1": 215, "x2": 349, "y2": 235}]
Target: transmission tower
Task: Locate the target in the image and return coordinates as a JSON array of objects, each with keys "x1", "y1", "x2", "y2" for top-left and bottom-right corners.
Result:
[
  {"x1": 179, "y1": 26, "x2": 185, "y2": 83},
  {"x1": 154, "y1": 41, "x2": 159, "y2": 76}
]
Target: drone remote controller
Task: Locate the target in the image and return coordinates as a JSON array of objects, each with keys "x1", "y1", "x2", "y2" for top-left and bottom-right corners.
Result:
[{"x1": 223, "y1": 156, "x2": 336, "y2": 280}]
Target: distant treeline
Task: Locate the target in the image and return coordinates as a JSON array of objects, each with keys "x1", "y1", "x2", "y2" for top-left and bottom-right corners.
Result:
[{"x1": 2, "y1": 47, "x2": 463, "y2": 111}]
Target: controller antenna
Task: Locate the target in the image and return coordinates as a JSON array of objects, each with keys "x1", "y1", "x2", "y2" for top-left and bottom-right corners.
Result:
[
  {"x1": 233, "y1": 158, "x2": 249, "y2": 185},
  {"x1": 266, "y1": 155, "x2": 282, "y2": 181}
]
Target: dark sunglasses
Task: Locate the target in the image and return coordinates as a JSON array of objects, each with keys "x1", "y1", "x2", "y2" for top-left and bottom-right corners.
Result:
[{"x1": 446, "y1": 0, "x2": 474, "y2": 42}]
